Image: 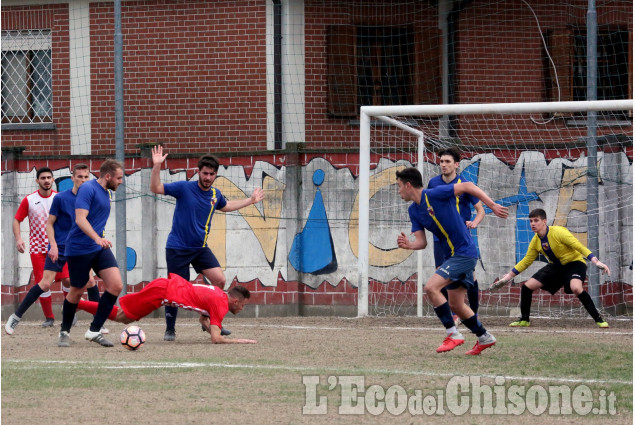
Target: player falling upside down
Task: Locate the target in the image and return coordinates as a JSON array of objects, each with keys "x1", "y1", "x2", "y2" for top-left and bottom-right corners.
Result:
[
  {"x1": 396, "y1": 167, "x2": 508, "y2": 355},
  {"x1": 494, "y1": 208, "x2": 611, "y2": 328},
  {"x1": 75, "y1": 273, "x2": 256, "y2": 344}
]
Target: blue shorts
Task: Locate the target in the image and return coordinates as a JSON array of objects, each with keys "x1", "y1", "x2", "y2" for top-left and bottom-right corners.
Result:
[
  {"x1": 166, "y1": 247, "x2": 220, "y2": 281},
  {"x1": 67, "y1": 249, "x2": 118, "y2": 288},
  {"x1": 435, "y1": 256, "x2": 477, "y2": 290},
  {"x1": 44, "y1": 253, "x2": 68, "y2": 272}
]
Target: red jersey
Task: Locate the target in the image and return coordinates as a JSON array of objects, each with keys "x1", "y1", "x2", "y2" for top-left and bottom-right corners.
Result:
[
  {"x1": 15, "y1": 190, "x2": 57, "y2": 254},
  {"x1": 119, "y1": 274, "x2": 229, "y2": 327},
  {"x1": 164, "y1": 274, "x2": 230, "y2": 328}
]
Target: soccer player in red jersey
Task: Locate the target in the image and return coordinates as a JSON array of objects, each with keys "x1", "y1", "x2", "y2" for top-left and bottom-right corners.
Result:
[
  {"x1": 75, "y1": 273, "x2": 257, "y2": 344},
  {"x1": 12, "y1": 167, "x2": 58, "y2": 326}
]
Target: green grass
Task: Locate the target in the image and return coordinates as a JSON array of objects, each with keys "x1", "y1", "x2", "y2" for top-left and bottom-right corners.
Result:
[{"x1": 2, "y1": 317, "x2": 632, "y2": 424}]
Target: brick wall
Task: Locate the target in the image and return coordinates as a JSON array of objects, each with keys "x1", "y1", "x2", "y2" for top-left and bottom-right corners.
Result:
[
  {"x1": 89, "y1": 0, "x2": 268, "y2": 155},
  {"x1": 2, "y1": 0, "x2": 631, "y2": 156},
  {"x1": 1, "y1": 4, "x2": 72, "y2": 155}
]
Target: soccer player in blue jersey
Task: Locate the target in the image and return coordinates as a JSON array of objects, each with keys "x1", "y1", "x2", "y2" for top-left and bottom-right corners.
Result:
[
  {"x1": 151, "y1": 145, "x2": 264, "y2": 341},
  {"x1": 396, "y1": 167, "x2": 508, "y2": 355},
  {"x1": 57, "y1": 159, "x2": 124, "y2": 347},
  {"x1": 5, "y1": 164, "x2": 104, "y2": 335},
  {"x1": 427, "y1": 148, "x2": 485, "y2": 322},
  {"x1": 496, "y1": 208, "x2": 611, "y2": 328}
]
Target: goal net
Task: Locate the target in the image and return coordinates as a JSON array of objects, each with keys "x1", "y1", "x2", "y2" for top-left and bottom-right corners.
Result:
[{"x1": 358, "y1": 100, "x2": 633, "y2": 320}]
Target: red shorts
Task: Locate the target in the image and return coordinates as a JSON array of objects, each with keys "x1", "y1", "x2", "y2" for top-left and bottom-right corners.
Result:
[
  {"x1": 30, "y1": 253, "x2": 68, "y2": 283},
  {"x1": 119, "y1": 278, "x2": 168, "y2": 321}
]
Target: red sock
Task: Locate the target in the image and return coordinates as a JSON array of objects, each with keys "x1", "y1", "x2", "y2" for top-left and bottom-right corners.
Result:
[
  {"x1": 40, "y1": 295, "x2": 54, "y2": 319},
  {"x1": 78, "y1": 300, "x2": 118, "y2": 320}
]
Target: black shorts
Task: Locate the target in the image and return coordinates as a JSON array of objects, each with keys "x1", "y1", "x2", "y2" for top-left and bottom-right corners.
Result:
[
  {"x1": 166, "y1": 247, "x2": 220, "y2": 281},
  {"x1": 67, "y1": 249, "x2": 119, "y2": 288},
  {"x1": 44, "y1": 253, "x2": 68, "y2": 272},
  {"x1": 532, "y1": 261, "x2": 587, "y2": 295}
]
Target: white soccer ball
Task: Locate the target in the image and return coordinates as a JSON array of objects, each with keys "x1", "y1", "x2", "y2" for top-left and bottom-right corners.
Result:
[{"x1": 120, "y1": 325, "x2": 146, "y2": 351}]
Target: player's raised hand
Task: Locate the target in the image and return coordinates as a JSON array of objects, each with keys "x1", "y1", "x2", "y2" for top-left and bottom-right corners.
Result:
[
  {"x1": 490, "y1": 203, "x2": 509, "y2": 219},
  {"x1": 251, "y1": 187, "x2": 265, "y2": 204},
  {"x1": 152, "y1": 145, "x2": 168, "y2": 166}
]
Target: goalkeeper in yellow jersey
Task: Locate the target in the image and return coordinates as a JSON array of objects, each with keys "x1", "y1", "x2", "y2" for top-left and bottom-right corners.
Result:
[{"x1": 495, "y1": 208, "x2": 610, "y2": 328}]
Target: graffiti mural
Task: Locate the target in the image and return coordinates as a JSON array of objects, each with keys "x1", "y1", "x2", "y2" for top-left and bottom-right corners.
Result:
[{"x1": 2, "y1": 151, "x2": 632, "y2": 296}]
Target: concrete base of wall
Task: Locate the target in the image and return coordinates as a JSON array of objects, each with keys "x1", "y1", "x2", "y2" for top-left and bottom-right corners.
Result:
[
  {"x1": 1, "y1": 303, "x2": 359, "y2": 323},
  {"x1": 4, "y1": 303, "x2": 630, "y2": 323}
]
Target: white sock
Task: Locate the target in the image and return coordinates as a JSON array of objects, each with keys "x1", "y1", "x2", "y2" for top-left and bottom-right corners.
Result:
[{"x1": 446, "y1": 326, "x2": 457, "y2": 336}]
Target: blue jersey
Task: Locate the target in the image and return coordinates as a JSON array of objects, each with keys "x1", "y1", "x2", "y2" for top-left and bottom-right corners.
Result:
[
  {"x1": 164, "y1": 180, "x2": 227, "y2": 249},
  {"x1": 408, "y1": 184, "x2": 478, "y2": 259},
  {"x1": 427, "y1": 174, "x2": 479, "y2": 223},
  {"x1": 427, "y1": 174, "x2": 479, "y2": 243},
  {"x1": 65, "y1": 180, "x2": 113, "y2": 255},
  {"x1": 48, "y1": 189, "x2": 78, "y2": 252}
]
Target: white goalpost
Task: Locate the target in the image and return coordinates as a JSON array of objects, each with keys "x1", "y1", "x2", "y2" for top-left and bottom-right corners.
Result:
[{"x1": 358, "y1": 99, "x2": 633, "y2": 318}]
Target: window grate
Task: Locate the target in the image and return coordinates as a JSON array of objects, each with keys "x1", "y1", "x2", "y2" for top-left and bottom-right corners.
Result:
[{"x1": 1, "y1": 29, "x2": 53, "y2": 124}]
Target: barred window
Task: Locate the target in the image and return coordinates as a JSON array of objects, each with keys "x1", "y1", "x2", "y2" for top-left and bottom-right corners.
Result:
[
  {"x1": 544, "y1": 26, "x2": 632, "y2": 116},
  {"x1": 1, "y1": 30, "x2": 53, "y2": 124},
  {"x1": 327, "y1": 25, "x2": 440, "y2": 118}
]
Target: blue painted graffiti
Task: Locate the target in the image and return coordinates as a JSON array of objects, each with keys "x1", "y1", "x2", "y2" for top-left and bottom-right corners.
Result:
[{"x1": 288, "y1": 169, "x2": 338, "y2": 274}]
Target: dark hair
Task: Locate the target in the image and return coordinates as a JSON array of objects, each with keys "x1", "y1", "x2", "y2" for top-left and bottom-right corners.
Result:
[
  {"x1": 198, "y1": 154, "x2": 220, "y2": 172},
  {"x1": 36, "y1": 167, "x2": 52, "y2": 179},
  {"x1": 99, "y1": 159, "x2": 123, "y2": 177},
  {"x1": 529, "y1": 208, "x2": 547, "y2": 220},
  {"x1": 72, "y1": 163, "x2": 89, "y2": 174},
  {"x1": 395, "y1": 167, "x2": 423, "y2": 189},
  {"x1": 228, "y1": 285, "x2": 250, "y2": 300},
  {"x1": 438, "y1": 147, "x2": 461, "y2": 163}
]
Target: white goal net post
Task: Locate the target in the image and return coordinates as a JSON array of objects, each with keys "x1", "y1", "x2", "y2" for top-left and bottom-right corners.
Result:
[{"x1": 358, "y1": 100, "x2": 633, "y2": 318}]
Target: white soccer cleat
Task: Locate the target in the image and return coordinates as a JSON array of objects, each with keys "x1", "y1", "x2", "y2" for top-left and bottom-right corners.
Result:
[
  {"x1": 5, "y1": 314, "x2": 20, "y2": 335},
  {"x1": 84, "y1": 329, "x2": 114, "y2": 347}
]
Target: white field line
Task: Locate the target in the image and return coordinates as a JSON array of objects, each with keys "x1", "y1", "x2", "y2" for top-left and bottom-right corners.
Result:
[{"x1": 4, "y1": 359, "x2": 632, "y2": 386}]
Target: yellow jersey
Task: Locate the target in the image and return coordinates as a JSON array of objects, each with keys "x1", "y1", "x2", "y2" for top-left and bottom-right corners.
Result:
[{"x1": 512, "y1": 226, "x2": 594, "y2": 274}]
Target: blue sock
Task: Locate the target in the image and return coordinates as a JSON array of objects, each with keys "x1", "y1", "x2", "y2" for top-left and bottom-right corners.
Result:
[
  {"x1": 440, "y1": 287, "x2": 456, "y2": 316},
  {"x1": 468, "y1": 281, "x2": 480, "y2": 314},
  {"x1": 433, "y1": 302, "x2": 455, "y2": 329},
  {"x1": 15, "y1": 285, "x2": 45, "y2": 318},
  {"x1": 86, "y1": 285, "x2": 101, "y2": 302},
  {"x1": 89, "y1": 291, "x2": 118, "y2": 332},
  {"x1": 165, "y1": 305, "x2": 178, "y2": 332},
  {"x1": 461, "y1": 314, "x2": 486, "y2": 337},
  {"x1": 61, "y1": 299, "x2": 78, "y2": 333}
]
